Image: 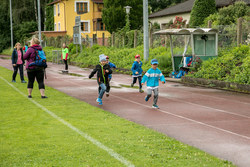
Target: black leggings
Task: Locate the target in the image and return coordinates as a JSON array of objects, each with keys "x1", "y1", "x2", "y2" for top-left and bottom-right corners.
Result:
[
  {"x1": 27, "y1": 70, "x2": 45, "y2": 89},
  {"x1": 132, "y1": 76, "x2": 142, "y2": 89},
  {"x1": 12, "y1": 64, "x2": 24, "y2": 81},
  {"x1": 64, "y1": 60, "x2": 68, "y2": 70}
]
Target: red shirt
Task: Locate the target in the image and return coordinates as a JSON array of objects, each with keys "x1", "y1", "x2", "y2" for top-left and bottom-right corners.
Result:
[{"x1": 16, "y1": 50, "x2": 23, "y2": 64}]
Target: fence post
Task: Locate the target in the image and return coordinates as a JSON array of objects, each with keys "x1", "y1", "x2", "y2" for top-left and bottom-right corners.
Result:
[
  {"x1": 208, "y1": 20, "x2": 212, "y2": 28},
  {"x1": 102, "y1": 33, "x2": 105, "y2": 46},
  {"x1": 134, "y1": 30, "x2": 137, "y2": 48},
  {"x1": 112, "y1": 33, "x2": 115, "y2": 47},
  {"x1": 237, "y1": 17, "x2": 243, "y2": 46},
  {"x1": 149, "y1": 27, "x2": 153, "y2": 48}
]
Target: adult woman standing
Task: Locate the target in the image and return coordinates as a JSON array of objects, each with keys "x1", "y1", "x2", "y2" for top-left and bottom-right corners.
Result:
[
  {"x1": 61, "y1": 43, "x2": 69, "y2": 71},
  {"x1": 23, "y1": 37, "x2": 47, "y2": 98},
  {"x1": 11, "y1": 42, "x2": 26, "y2": 83}
]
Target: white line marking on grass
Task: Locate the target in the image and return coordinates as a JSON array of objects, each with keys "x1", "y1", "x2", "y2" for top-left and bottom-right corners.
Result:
[
  {"x1": 112, "y1": 95, "x2": 250, "y2": 141},
  {"x1": 0, "y1": 76, "x2": 135, "y2": 167}
]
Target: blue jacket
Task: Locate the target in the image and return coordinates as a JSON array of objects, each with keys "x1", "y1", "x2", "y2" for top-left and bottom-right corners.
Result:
[
  {"x1": 141, "y1": 68, "x2": 166, "y2": 87},
  {"x1": 108, "y1": 62, "x2": 116, "y2": 79},
  {"x1": 131, "y1": 61, "x2": 143, "y2": 77}
]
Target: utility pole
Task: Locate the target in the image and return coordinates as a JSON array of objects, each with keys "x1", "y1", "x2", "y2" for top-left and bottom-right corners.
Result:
[
  {"x1": 143, "y1": 0, "x2": 149, "y2": 62},
  {"x1": 37, "y1": 0, "x2": 42, "y2": 43},
  {"x1": 9, "y1": 0, "x2": 13, "y2": 49}
]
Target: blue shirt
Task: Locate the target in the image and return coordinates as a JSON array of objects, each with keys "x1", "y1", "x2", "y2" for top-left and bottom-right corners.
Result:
[
  {"x1": 141, "y1": 68, "x2": 166, "y2": 88},
  {"x1": 131, "y1": 61, "x2": 143, "y2": 77}
]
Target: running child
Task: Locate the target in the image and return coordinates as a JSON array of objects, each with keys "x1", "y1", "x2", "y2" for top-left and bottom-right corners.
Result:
[
  {"x1": 141, "y1": 59, "x2": 166, "y2": 109},
  {"x1": 131, "y1": 54, "x2": 143, "y2": 93},
  {"x1": 105, "y1": 56, "x2": 116, "y2": 97},
  {"x1": 89, "y1": 54, "x2": 112, "y2": 105}
]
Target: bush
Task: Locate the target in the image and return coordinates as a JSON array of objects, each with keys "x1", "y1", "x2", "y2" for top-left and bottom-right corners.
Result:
[{"x1": 190, "y1": 45, "x2": 250, "y2": 84}]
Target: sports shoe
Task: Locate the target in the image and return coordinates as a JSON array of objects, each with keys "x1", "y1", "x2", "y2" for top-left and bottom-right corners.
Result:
[
  {"x1": 145, "y1": 96, "x2": 149, "y2": 102},
  {"x1": 98, "y1": 101, "x2": 103, "y2": 105},
  {"x1": 12, "y1": 80, "x2": 16, "y2": 83},
  {"x1": 41, "y1": 96, "x2": 48, "y2": 99},
  {"x1": 139, "y1": 89, "x2": 144, "y2": 93},
  {"x1": 28, "y1": 95, "x2": 32, "y2": 98},
  {"x1": 96, "y1": 98, "x2": 102, "y2": 103},
  {"x1": 106, "y1": 92, "x2": 109, "y2": 97},
  {"x1": 152, "y1": 104, "x2": 159, "y2": 109},
  {"x1": 131, "y1": 83, "x2": 134, "y2": 87},
  {"x1": 21, "y1": 80, "x2": 27, "y2": 83}
]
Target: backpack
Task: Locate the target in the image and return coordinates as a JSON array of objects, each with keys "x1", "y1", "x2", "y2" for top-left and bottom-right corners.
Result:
[{"x1": 29, "y1": 49, "x2": 47, "y2": 68}]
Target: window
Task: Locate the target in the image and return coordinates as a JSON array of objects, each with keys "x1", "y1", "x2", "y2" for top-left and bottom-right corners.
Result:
[
  {"x1": 81, "y1": 21, "x2": 89, "y2": 32},
  {"x1": 54, "y1": 5, "x2": 56, "y2": 16},
  {"x1": 54, "y1": 23, "x2": 57, "y2": 31},
  {"x1": 76, "y1": 2, "x2": 88, "y2": 14},
  {"x1": 94, "y1": 21, "x2": 105, "y2": 31},
  {"x1": 58, "y1": 22, "x2": 61, "y2": 31},
  {"x1": 58, "y1": 4, "x2": 60, "y2": 16}
]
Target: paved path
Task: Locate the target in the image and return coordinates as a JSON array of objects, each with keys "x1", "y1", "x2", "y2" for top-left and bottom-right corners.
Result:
[{"x1": 1, "y1": 58, "x2": 250, "y2": 167}]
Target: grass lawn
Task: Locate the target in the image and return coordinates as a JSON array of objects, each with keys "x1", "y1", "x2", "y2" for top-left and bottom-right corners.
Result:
[{"x1": 0, "y1": 66, "x2": 234, "y2": 167}]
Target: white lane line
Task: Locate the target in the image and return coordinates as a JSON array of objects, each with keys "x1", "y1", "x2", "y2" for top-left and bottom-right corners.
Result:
[
  {"x1": 45, "y1": 71, "x2": 250, "y2": 140},
  {"x1": 166, "y1": 84, "x2": 250, "y2": 106},
  {"x1": 0, "y1": 76, "x2": 135, "y2": 167},
  {"x1": 111, "y1": 94, "x2": 250, "y2": 140}
]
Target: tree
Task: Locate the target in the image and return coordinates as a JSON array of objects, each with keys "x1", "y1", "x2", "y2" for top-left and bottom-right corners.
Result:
[
  {"x1": 189, "y1": 0, "x2": 216, "y2": 27},
  {"x1": 102, "y1": 0, "x2": 143, "y2": 33},
  {"x1": 0, "y1": 1, "x2": 10, "y2": 52},
  {"x1": 45, "y1": 0, "x2": 54, "y2": 31}
]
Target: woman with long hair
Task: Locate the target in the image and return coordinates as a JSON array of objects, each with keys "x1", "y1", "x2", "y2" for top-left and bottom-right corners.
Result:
[{"x1": 11, "y1": 42, "x2": 26, "y2": 83}]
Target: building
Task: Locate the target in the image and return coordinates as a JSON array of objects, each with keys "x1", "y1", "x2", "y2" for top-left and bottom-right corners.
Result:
[
  {"x1": 48, "y1": 0, "x2": 110, "y2": 46},
  {"x1": 149, "y1": 0, "x2": 250, "y2": 29}
]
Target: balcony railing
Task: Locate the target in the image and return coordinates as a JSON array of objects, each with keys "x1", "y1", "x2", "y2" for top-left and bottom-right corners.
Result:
[{"x1": 93, "y1": 12, "x2": 102, "y2": 19}]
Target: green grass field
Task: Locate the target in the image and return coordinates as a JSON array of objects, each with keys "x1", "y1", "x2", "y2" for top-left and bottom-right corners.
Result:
[{"x1": 0, "y1": 66, "x2": 234, "y2": 167}]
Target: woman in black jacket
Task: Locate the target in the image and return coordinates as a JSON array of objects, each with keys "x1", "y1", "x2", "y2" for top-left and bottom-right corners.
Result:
[{"x1": 11, "y1": 42, "x2": 26, "y2": 83}]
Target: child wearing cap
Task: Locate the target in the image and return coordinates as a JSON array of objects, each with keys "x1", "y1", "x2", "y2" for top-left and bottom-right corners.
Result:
[
  {"x1": 141, "y1": 59, "x2": 166, "y2": 109},
  {"x1": 131, "y1": 54, "x2": 143, "y2": 93},
  {"x1": 105, "y1": 56, "x2": 116, "y2": 97},
  {"x1": 89, "y1": 54, "x2": 112, "y2": 105}
]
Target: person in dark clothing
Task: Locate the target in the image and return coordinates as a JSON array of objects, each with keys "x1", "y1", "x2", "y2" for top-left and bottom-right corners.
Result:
[
  {"x1": 89, "y1": 54, "x2": 112, "y2": 105},
  {"x1": 11, "y1": 42, "x2": 26, "y2": 83},
  {"x1": 23, "y1": 37, "x2": 47, "y2": 99}
]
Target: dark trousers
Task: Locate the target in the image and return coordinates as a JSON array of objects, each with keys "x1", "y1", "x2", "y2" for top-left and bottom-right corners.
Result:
[
  {"x1": 64, "y1": 60, "x2": 68, "y2": 70},
  {"x1": 12, "y1": 64, "x2": 24, "y2": 81},
  {"x1": 27, "y1": 69, "x2": 45, "y2": 89},
  {"x1": 132, "y1": 76, "x2": 142, "y2": 89}
]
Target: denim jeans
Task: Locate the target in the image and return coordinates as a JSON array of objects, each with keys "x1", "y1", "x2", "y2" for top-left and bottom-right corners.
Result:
[{"x1": 98, "y1": 83, "x2": 106, "y2": 99}]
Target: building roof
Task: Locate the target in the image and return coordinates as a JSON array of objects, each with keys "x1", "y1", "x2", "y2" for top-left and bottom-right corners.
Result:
[
  {"x1": 154, "y1": 28, "x2": 218, "y2": 35},
  {"x1": 149, "y1": 0, "x2": 250, "y2": 18}
]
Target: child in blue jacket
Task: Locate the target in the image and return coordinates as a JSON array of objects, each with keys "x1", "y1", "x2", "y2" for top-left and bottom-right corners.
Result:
[
  {"x1": 105, "y1": 56, "x2": 116, "y2": 97},
  {"x1": 141, "y1": 59, "x2": 166, "y2": 109},
  {"x1": 131, "y1": 54, "x2": 143, "y2": 93}
]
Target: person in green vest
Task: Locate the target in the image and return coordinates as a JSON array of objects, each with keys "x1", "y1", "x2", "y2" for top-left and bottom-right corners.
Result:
[{"x1": 61, "y1": 43, "x2": 69, "y2": 71}]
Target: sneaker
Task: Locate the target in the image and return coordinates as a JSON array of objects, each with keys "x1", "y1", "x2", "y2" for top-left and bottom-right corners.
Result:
[
  {"x1": 21, "y1": 80, "x2": 27, "y2": 83},
  {"x1": 96, "y1": 98, "x2": 102, "y2": 103},
  {"x1": 12, "y1": 80, "x2": 16, "y2": 83},
  {"x1": 145, "y1": 96, "x2": 149, "y2": 102},
  {"x1": 41, "y1": 96, "x2": 48, "y2": 99},
  {"x1": 98, "y1": 101, "x2": 103, "y2": 105},
  {"x1": 28, "y1": 95, "x2": 32, "y2": 98},
  {"x1": 131, "y1": 83, "x2": 134, "y2": 87},
  {"x1": 106, "y1": 93, "x2": 109, "y2": 97},
  {"x1": 152, "y1": 104, "x2": 159, "y2": 109},
  {"x1": 139, "y1": 89, "x2": 144, "y2": 93}
]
